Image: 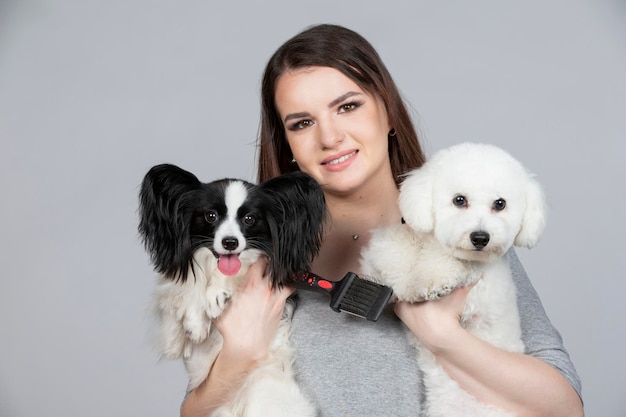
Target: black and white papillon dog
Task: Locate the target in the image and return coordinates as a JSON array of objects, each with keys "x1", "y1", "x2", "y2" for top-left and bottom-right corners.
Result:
[{"x1": 138, "y1": 164, "x2": 325, "y2": 416}]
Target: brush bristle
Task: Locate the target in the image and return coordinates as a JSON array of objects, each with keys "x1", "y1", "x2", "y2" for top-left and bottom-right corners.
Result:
[{"x1": 339, "y1": 279, "x2": 393, "y2": 321}]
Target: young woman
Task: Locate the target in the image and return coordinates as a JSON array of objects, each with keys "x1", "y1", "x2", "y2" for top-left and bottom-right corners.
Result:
[{"x1": 181, "y1": 24, "x2": 583, "y2": 417}]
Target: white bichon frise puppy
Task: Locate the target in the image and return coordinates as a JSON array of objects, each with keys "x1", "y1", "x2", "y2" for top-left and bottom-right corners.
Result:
[{"x1": 361, "y1": 142, "x2": 547, "y2": 417}]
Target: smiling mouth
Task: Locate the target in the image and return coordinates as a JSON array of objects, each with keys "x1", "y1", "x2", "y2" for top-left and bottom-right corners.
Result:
[{"x1": 322, "y1": 150, "x2": 358, "y2": 165}]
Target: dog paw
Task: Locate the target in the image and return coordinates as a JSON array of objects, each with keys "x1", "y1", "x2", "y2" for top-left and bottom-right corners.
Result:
[
  {"x1": 184, "y1": 326, "x2": 207, "y2": 344},
  {"x1": 425, "y1": 284, "x2": 456, "y2": 300},
  {"x1": 205, "y1": 287, "x2": 231, "y2": 318},
  {"x1": 183, "y1": 311, "x2": 209, "y2": 344},
  {"x1": 182, "y1": 340, "x2": 195, "y2": 360}
]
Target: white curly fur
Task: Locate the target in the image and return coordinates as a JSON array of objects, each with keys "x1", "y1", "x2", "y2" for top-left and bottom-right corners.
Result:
[{"x1": 361, "y1": 142, "x2": 547, "y2": 417}]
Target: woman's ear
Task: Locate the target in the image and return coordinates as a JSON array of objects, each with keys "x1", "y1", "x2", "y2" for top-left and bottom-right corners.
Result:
[
  {"x1": 514, "y1": 176, "x2": 547, "y2": 248},
  {"x1": 399, "y1": 166, "x2": 434, "y2": 233}
]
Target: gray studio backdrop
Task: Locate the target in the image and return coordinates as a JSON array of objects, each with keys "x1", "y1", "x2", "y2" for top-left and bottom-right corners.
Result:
[{"x1": 1, "y1": 1, "x2": 624, "y2": 416}]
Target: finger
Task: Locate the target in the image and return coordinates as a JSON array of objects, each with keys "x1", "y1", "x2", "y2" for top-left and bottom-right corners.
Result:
[
  {"x1": 457, "y1": 277, "x2": 481, "y2": 296},
  {"x1": 393, "y1": 300, "x2": 411, "y2": 318},
  {"x1": 244, "y1": 259, "x2": 270, "y2": 287},
  {"x1": 252, "y1": 257, "x2": 270, "y2": 276}
]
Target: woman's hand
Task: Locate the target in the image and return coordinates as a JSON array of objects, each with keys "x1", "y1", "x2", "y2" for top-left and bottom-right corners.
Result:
[
  {"x1": 394, "y1": 282, "x2": 583, "y2": 417},
  {"x1": 394, "y1": 283, "x2": 475, "y2": 353},
  {"x1": 181, "y1": 258, "x2": 294, "y2": 417},
  {"x1": 214, "y1": 258, "x2": 295, "y2": 366}
]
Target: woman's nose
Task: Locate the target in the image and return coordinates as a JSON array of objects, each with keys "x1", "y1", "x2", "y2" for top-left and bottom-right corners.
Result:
[{"x1": 317, "y1": 119, "x2": 343, "y2": 148}]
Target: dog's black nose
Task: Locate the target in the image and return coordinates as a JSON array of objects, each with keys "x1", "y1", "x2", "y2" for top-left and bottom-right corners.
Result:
[
  {"x1": 470, "y1": 231, "x2": 490, "y2": 249},
  {"x1": 222, "y1": 237, "x2": 239, "y2": 251}
]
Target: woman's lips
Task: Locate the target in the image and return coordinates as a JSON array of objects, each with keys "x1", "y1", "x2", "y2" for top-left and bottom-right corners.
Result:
[{"x1": 321, "y1": 150, "x2": 358, "y2": 169}]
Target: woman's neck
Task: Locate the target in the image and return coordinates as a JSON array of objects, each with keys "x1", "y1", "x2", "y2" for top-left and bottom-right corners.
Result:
[
  {"x1": 312, "y1": 179, "x2": 402, "y2": 280},
  {"x1": 325, "y1": 189, "x2": 401, "y2": 238}
]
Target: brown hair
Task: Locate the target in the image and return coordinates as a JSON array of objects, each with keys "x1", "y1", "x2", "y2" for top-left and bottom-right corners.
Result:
[{"x1": 257, "y1": 24, "x2": 425, "y2": 185}]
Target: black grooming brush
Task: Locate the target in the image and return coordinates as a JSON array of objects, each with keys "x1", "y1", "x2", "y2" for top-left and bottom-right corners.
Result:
[{"x1": 291, "y1": 272, "x2": 393, "y2": 321}]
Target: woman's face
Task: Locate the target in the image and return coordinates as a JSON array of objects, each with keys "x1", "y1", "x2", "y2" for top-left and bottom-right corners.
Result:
[{"x1": 274, "y1": 66, "x2": 393, "y2": 197}]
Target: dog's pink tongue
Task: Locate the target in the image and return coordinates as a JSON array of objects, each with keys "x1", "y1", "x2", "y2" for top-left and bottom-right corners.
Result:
[{"x1": 217, "y1": 254, "x2": 241, "y2": 276}]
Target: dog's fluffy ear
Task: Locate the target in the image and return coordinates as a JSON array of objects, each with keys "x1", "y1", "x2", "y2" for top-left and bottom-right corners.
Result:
[
  {"x1": 514, "y1": 176, "x2": 547, "y2": 248},
  {"x1": 260, "y1": 172, "x2": 327, "y2": 286},
  {"x1": 399, "y1": 166, "x2": 434, "y2": 232},
  {"x1": 138, "y1": 164, "x2": 201, "y2": 280}
]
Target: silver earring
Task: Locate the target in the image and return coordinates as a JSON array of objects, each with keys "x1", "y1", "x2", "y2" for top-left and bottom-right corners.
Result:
[
  {"x1": 389, "y1": 128, "x2": 396, "y2": 137},
  {"x1": 291, "y1": 158, "x2": 297, "y2": 163}
]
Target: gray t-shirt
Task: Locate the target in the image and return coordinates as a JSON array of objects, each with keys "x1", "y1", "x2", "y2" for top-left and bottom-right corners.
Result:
[{"x1": 289, "y1": 249, "x2": 582, "y2": 417}]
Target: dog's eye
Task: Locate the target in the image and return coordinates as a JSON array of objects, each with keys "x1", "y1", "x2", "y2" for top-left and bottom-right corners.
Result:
[
  {"x1": 243, "y1": 214, "x2": 256, "y2": 226},
  {"x1": 204, "y1": 210, "x2": 218, "y2": 223},
  {"x1": 493, "y1": 199, "x2": 507, "y2": 211},
  {"x1": 453, "y1": 195, "x2": 467, "y2": 207}
]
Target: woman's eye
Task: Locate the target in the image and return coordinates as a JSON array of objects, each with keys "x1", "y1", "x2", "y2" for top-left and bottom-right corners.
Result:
[
  {"x1": 453, "y1": 195, "x2": 467, "y2": 207},
  {"x1": 493, "y1": 199, "x2": 507, "y2": 211},
  {"x1": 243, "y1": 214, "x2": 256, "y2": 226},
  {"x1": 204, "y1": 210, "x2": 218, "y2": 223},
  {"x1": 338, "y1": 102, "x2": 360, "y2": 113},
  {"x1": 289, "y1": 119, "x2": 314, "y2": 131}
]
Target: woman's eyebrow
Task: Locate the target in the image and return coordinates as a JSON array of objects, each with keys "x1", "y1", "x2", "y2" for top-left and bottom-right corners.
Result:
[
  {"x1": 283, "y1": 91, "x2": 363, "y2": 123},
  {"x1": 284, "y1": 111, "x2": 310, "y2": 123},
  {"x1": 328, "y1": 91, "x2": 362, "y2": 108}
]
